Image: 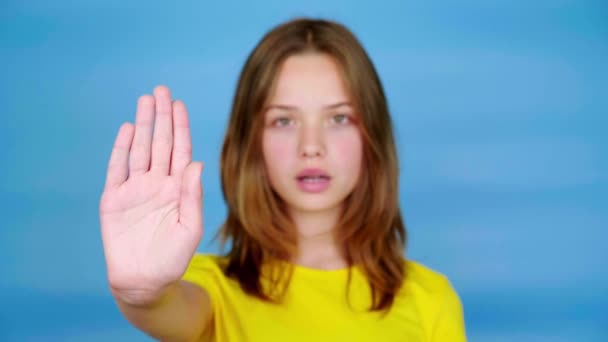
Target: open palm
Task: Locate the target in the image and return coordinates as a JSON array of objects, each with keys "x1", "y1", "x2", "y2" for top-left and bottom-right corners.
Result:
[{"x1": 99, "y1": 86, "x2": 204, "y2": 305}]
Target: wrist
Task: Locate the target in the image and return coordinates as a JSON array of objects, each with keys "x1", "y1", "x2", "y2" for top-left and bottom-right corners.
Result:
[{"x1": 112, "y1": 282, "x2": 178, "y2": 309}]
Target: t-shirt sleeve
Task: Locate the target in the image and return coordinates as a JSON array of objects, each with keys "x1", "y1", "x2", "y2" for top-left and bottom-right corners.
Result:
[
  {"x1": 181, "y1": 253, "x2": 224, "y2": 312},
  {"x1": 430, "y1": 276, "x2": 467, "y2": 342}
]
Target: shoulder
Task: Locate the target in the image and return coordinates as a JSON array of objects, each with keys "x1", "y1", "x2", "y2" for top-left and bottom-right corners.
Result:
[
  {"x1": 402, "y1": 259, "x2": 461, "y2": 309},
  {"x1": 401, "y1": 260, "x2": 466, "y2": 341},
  {"x1": 403, "y1": 259, "x2": 453, "y2": 295},
  {"x1": 181, "y1": 253, "x2": 229, "y2": 293}
]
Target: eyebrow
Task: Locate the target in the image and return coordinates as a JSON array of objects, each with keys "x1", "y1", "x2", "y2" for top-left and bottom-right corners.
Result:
[{"x1": 265, "y1": 101, "x2": 352, "y2": 111}]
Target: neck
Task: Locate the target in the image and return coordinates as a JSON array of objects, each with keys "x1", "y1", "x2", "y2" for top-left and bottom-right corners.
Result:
[{"x1": 288, "y1": 205, "x2": 347, "y2": 270}]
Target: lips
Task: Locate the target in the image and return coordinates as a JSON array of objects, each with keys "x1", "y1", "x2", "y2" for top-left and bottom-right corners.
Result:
[
  {"x1": 295, "y1": 168, "x2": 331, "y2": 193},
  {"x1": 296, "y1": 168, "x2": 331, "y2": 180}
]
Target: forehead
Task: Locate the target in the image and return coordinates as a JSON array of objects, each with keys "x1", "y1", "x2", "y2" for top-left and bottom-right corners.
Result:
[{"x1": 267, "y1": 53, "x2": 351, "y2": 109}]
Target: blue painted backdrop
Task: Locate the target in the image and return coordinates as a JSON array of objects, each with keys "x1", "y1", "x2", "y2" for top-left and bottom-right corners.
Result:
[{"x1": 1, "y1": 1, "x2": 606, "y2": 341}]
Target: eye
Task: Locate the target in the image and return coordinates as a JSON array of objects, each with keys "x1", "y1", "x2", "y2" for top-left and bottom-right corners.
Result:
[
  {"x1": 273, "y1": 117, "x2": 293, "y2": 127},
  {"x1": 332, "y1": 114, "x2": 351, "y2": 124}
]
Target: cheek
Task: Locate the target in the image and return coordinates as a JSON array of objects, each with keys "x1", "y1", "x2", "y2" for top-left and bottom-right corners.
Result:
[
  {"x1": 331, "y1": 133, "x2": 363, "y2": 167},
  {"x1": 263, "y1": 133, "x2": 294, "y2": 174}
]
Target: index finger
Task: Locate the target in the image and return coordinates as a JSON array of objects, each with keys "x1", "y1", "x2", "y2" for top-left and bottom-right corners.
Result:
[{"x1": 104, "y1": 122, "x2": 135, "y2": 190}]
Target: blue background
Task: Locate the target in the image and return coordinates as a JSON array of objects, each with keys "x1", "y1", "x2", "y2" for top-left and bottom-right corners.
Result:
[{"x1": 1, "y1": 1, "x2": 606, "y2": 341}]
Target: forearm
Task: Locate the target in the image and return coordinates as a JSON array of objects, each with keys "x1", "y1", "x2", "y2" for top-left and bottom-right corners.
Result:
[{"x1": 114, "y1": 280, "x2": 212, "y2": 342}]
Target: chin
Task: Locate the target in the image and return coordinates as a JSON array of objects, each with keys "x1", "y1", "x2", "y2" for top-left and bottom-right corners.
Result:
[{"x1": 286, "y1": 196, "x2": 344, "y2": 213}]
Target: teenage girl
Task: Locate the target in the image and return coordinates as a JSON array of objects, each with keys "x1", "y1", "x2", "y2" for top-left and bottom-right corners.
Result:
[{"x1": 100, "y1": 18, "x2": 467, "y2": 341}]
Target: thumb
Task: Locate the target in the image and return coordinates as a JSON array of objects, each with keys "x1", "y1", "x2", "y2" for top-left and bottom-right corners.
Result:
[{"x1": 179, "y1": 161, "x2": 204, "y2": 236}]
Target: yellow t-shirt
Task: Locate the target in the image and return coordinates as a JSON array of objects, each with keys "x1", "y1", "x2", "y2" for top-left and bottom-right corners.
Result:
[{"x1": 182, "y1": 253, "x2": 466, "y2": 341}]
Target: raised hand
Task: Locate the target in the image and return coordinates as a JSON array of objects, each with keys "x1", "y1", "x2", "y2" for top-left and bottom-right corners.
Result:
[{"x1": 99, "y1": 85, "x2": 204, "y2": 306}]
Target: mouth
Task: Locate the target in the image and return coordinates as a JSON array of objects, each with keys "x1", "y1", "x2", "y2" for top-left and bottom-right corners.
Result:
[
  {"x1": 296, "y1": 175, "x2": 331, "y2": 182},
  {"x1": 296, "y1": 168, "x2": 331, "y2": 181},
  {"x1": 295, "y1": 168, "x2": 332, "y2": 192}
]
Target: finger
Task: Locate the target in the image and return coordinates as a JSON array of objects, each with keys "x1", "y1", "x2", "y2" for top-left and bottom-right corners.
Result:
[
  {"x1": 128, "y1": 95, "x2": 155, "y2": 176},
  {"x1": 170, "y1": 100, "x2": 192, "y2": 176},
  {"x1": 104, "y1": 123, "x2": 135, "y2": 190},
  {"x1": 179, "y1": 162, "x2": 204, "y2": 235},
  {"x1": 150, "y1": 85, "x2": 173, "y2": 174}
]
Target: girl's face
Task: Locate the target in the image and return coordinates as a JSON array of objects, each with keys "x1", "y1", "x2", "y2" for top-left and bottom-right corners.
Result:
[{"x1": 262, "y1": 53, "x2": 363, "y2": 216}]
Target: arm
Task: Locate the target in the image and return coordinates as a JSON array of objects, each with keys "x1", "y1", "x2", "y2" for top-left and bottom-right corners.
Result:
[
  {"x1": 100, "y1": 86, "x2": 209, "y2": 341},
  {"x1": 114, "y1": 280, "x2": 213, "y2": 342}
]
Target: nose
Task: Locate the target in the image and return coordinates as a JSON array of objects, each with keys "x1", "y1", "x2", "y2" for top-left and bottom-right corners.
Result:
[{"x1": 298, "y1": 123, "x2": 325, "y2": 159}]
